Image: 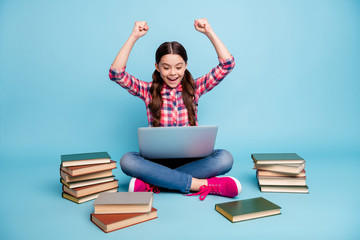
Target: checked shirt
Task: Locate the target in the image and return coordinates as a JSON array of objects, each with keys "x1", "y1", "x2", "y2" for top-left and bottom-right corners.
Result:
[{"x1": 109, "y1": 56, "x2": 235, "y2": 127}]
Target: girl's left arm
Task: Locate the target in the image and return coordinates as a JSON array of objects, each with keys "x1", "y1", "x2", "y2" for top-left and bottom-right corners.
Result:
[{"x1": 194, "y1": 19, "x2": 232, "y2": 59}]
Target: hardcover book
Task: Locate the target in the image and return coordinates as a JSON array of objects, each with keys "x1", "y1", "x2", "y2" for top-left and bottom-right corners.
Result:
[
  {"x1": 61, "y1": 152, "x2": 111, "y2": 167},
  {"x1": 254, "y1": 161, "x2": 305, "y2": 175},
  {"x1": 256, "y1": 169, "x2": 306, "y2": 178},
  {"x1": 91, "y1": 208, "x2": 157, "y2": 233},
  {"x1": 215, "y1": 197, "x2": 281, "y2": 223},
  {"x1": 260, "y1": 185, "x2": 309, "y2": 193},
  {"x1": 257, "y1": 176, "x2": 307, "y2": 186},
  {"x1": 61, "y1": 176, "x2": 115, "y2": 189},
  {"x1": 251, "y1": 153, "x2": 304, "y2": 165},
  {"x1": 63, "y1": 180, "x2": 118, "y2": 198},
  {"x1": 93, "y1": 192, "x2": 153, "y2": 214},
  {"x1": 61, "y1": 160, "x2": 117, "y2": 176},
  {"x1": 62, "y1": 188, "x2": 118, "y2": 204},
  {"x1": 60, "y1": 169, "x2": 114, "y2": 183}
]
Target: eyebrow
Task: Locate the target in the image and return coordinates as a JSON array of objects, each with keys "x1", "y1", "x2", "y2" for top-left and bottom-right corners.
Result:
[{"x1": 161, "y1": 62, "x2": 184, "y2": 67}]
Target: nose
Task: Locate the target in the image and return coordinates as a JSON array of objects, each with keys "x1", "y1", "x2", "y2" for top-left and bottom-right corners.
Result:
[{"x1": 170, "y1": 68, "x2": 176, "y2": 75}]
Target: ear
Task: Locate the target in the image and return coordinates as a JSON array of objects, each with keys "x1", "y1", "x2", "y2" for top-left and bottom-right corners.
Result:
[{"x1": 155, "y1": 63, "x2": 160, "y2": 72}]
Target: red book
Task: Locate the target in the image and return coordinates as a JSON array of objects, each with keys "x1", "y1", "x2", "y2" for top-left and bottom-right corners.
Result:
[{"x1": 91, "y1": 208, "x2": 158, "y2": 233}]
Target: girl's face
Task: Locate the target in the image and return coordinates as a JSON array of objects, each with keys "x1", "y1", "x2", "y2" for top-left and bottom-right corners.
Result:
[{"x1": 155, "y1": 54, "x2": 187, "y2": 88}]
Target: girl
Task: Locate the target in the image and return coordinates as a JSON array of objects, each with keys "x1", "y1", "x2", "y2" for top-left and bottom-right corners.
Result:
[{"x1": 109, "y1": 19, "x2": 241, "y2": 200}]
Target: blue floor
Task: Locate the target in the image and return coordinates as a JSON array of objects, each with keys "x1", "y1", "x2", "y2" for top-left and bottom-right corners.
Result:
[{"x1": 1, "y1": 152, "x2": 359, "y2": 240}]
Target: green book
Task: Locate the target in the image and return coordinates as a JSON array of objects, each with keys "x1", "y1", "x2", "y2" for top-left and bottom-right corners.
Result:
[
  {"x1": 215, "y1": 197, "x2": 281, "y2": 223},
  {"x1": 251, "y1": 153, "x2": 304, "y2": 165},
  {"x1": 61, "y1": 152, "x2": 111, "y2": 167}
]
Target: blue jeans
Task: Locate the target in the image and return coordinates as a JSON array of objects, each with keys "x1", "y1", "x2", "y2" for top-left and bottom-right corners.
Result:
[{"x1": 120, "y1": 149, "x2": 233, "y2": 193}]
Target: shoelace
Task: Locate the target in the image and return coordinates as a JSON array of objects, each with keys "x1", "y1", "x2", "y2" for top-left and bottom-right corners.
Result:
[
  {"x1": 145, "y1": 184, "x2": 160, "y2": 194},
  {"x1": 186, "y1": 184, "x2": 222, "y2": 201}
]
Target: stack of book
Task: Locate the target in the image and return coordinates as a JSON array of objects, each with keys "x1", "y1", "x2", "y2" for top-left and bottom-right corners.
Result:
[
  {"x1": 252, "y1": 153, "x2": 309, "y2": 193},
  {"x1": 60, "y1": 152, "x2": 119, "y2": 203},
  {"x1": 91, "y1": 192, "x2": 157, "y2": 233}
]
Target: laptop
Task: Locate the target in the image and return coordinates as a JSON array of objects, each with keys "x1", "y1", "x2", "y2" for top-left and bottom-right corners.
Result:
[{"x1": 138, "y1": 125, "x2": 218, "y2": 159}]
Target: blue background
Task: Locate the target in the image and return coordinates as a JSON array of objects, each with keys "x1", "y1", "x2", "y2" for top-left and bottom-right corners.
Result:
[{"x1": 1, "y1": 0, "x2": 359, "y2": 239}]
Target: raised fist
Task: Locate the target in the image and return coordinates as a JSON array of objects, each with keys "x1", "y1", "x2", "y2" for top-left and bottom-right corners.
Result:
[
  {"x1": 194, "y1": 18, "x2": 213, "y2": 35},
  {"x1": 131, "y1": 21, "x2": 149, "y2": 39}
]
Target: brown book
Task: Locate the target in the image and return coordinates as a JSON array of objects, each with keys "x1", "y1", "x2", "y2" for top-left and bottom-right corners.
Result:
[
  {"x1": 62, "y1": 188, "x2": 118, "y2": 204},
  {"x1": 61, "y1": 176, "x2": 115, "y2": 189},
  {"x1": 91, "y1": 208, "x2": 157, "y2": 233},
  {"x1": 61, "y1": 161, "x2": 117, "y2": 176},
  {"x1": 63, "y1": 180, "x2": 118, "y2": 198},
  {"x1": 60, "y1": 170, "x2": 114, "y2": 183}
]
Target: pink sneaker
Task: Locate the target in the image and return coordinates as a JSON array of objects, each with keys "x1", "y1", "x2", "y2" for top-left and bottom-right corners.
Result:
[
  {"x1": 128, "y1": 178, "x2": 160, "y2": 193},
  {"x1": 188, "y1": 176, "x2": 242, "y2": 200}
]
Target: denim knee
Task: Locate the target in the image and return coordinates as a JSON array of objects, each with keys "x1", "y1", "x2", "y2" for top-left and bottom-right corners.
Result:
[
  {"x1": 216, "y1": 149, "x2": 234, "y2": 174},
  {"x1": 120, "y1": 152, "x2": 139, "y2": 176}
]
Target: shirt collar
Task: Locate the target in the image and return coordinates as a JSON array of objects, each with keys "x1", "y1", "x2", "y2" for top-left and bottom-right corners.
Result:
[{"x1": 161, "y1": 82, "x2": 182, "y2": 94}]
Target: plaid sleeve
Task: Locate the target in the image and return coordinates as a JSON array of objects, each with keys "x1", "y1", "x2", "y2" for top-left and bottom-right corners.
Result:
[
  {"x1": 109, "y1": 66, "x2": 150, "y2": 101},
  {"x1": 195, "y1": 55, "x2": 235, "y2": 97}
]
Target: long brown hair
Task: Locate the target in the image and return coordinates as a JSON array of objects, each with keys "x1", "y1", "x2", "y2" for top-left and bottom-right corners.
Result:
[{"x1": 149, "y1": 41, "x2": 197, "y2": 127}]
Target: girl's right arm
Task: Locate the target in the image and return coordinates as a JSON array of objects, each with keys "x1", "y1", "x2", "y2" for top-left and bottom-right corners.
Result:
[
  {"x1": 111, "y1": 21, "x2": 149, "y2": 69},
  {"x1": 109, "y1": 22, "x2": 150, "y2": 100}
]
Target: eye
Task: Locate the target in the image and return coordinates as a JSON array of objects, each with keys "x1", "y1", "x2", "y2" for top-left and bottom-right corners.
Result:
[{"x1": 176, "y1": 67, "x2": 182, "y2": 70}]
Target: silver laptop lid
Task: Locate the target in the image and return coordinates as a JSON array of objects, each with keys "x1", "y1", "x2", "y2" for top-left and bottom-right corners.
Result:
[{"x1": 138, "y1": 125, "x2": 218, "y2": 159}]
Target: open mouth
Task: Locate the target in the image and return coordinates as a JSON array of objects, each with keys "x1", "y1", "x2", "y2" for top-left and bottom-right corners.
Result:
[{"x1": 167, "y1": 77, "x2": 178, "y2": 82}]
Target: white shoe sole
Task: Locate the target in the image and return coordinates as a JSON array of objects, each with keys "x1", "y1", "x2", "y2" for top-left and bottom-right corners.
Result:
[
  {"x1": 228, "y1": 176, "x2": 242, "y2": 194},
  {"x1": 128, "y1": 178, "x2": 136, "y2": 192}
]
